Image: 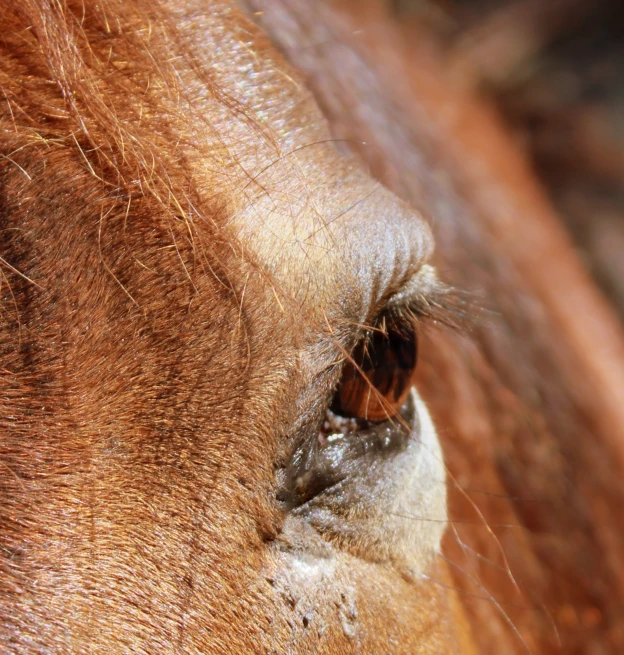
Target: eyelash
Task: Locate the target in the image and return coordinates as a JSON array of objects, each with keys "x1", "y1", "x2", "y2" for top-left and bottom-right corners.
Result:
[
  {"x1": 275, "y1": 278, "x2": 469, "y2": 508},
  {"x1": 328, "y1": 278, "x2": 469, "y2": 424}
]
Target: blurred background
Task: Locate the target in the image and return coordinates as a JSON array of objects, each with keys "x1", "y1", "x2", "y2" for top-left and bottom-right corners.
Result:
[{"x1": 395, "y1": 0, "x2": 624, "y2": 321}]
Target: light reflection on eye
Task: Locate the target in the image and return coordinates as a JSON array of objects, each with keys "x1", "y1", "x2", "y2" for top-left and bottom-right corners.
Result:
[{"x1": 331, "y1": 317, "x2": 418, "y2": 423}]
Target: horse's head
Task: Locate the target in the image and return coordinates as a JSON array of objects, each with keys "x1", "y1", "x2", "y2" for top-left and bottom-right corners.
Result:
[
  {"x1": 0, "y1": 1, "x2": 467, "y2": 652},
  {"x1": 3, "y1": 1, "x2": 624, "y2": 653}
]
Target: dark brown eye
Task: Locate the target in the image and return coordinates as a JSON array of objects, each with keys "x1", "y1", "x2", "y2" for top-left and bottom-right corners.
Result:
[{"x1": 331, "y1": 318, "x2": 418, "y2": 423}]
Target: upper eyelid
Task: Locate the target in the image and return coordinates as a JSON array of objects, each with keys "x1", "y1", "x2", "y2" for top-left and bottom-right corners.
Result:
[
  {"x1": 376, "y1": 264, "x2": 469, "y2": 331},
  {"x1": 383, "y1": 265, "x2": 445, "y2": 313},
  {"x1": 348, "y1": 266, "x2": 442, "y2": 341}
]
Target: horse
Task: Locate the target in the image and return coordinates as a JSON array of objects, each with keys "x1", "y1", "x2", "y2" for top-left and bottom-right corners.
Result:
[{"x1": 1, "y1": 1, "x2": 623, "y2": 653}]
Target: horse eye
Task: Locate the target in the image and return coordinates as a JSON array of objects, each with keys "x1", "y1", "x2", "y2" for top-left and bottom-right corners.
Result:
[{"x1": 331, "y1": 318, "x2": 418, "y2": 423}]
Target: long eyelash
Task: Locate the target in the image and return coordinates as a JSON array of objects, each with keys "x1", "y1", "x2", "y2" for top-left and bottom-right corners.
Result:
[
  {"x1": 381, "y1": 264, "x2": 480, "y2": 333},
  {"x1": 388, "y1": 280, "x2": 479, "y2": 334},
  {"x1": 405, "y1": 283, "x2": 478, "y2": 331}
]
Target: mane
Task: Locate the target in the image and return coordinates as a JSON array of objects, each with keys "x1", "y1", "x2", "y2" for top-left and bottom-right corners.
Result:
[
  {"x1": 0, "y1": 0, "x2": 297, "y2": 359},
  {"x1": 0, "y1": 0, "x2": 286, "y2": 296},
  {"x1": 3, "y1": 0, "x2": 239, "y2": 203}
]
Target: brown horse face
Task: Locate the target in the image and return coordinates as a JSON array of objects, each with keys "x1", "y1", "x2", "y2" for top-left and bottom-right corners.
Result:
[{"x1": 0, "y1": 1, "x2": 468, "y2": 653}]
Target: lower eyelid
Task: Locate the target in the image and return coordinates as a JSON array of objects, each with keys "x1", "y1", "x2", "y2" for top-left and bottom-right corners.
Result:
[
  {"x1": 277, "y1": 389, "x2": 445, "y2": 576},
  {"x1": 278, "y1": 393, "x2": 417, "y2": 508}
]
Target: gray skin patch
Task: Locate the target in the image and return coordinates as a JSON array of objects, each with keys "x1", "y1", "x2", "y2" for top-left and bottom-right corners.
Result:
[{"x1": 280, "y1": 388, "x2": 447, "y2": 577}]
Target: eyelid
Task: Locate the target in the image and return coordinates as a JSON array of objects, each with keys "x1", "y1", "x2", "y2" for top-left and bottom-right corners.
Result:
[
  {"x1": 380, "y1": 264, "x2": 470, "y2": 331},
  {"x1": 384, "y1": 264, "x2": 444, "y2": 312}
]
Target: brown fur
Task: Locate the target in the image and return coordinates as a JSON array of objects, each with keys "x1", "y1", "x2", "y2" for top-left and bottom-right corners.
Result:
[{"x1": 1, "y1": 0, "x2": 623, "y2": 653}]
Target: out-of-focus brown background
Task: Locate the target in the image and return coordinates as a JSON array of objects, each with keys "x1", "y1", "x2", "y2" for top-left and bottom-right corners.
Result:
[{"x1": 395, "y1": 0, "x2": 624, "y2": 321}]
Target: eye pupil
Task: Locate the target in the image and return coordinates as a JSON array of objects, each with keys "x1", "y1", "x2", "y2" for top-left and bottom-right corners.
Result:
[{"x1": 332, "y1": 321, "x2": 418, "y2": 423}]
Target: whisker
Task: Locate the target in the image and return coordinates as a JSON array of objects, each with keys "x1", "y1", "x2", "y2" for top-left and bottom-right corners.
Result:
[
  {"x1": 420, "y1": 572, "x2": 539, "y2": 613},
  {"x1": 390, "y1": 512, "x2": 525, "y2": 529},
  {"x1": 457, "y1": 487, "x2": 559, "y2": 503},
  {"x1": 440, "y1": 554, "x2": 534, "y2": 655},
  {"x1": 445, "y1": 472, "x2": 524, "y2": 597}
]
